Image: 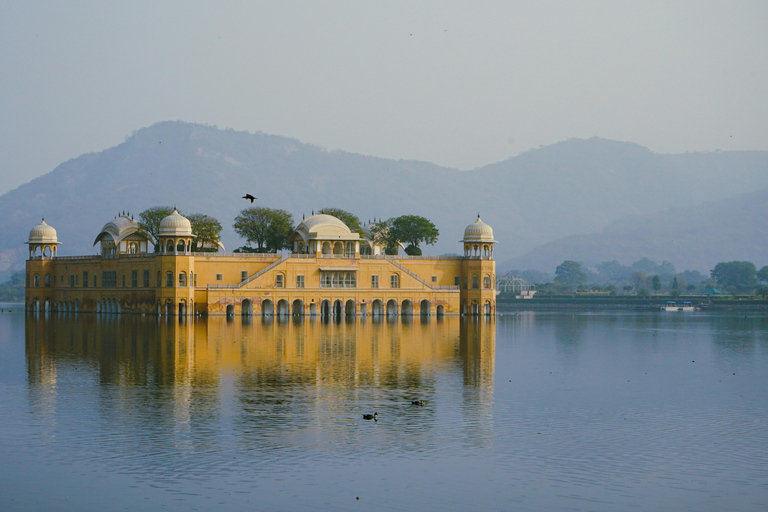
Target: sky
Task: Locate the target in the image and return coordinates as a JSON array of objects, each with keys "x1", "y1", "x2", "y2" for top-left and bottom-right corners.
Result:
[{"x1": 1, "y1": 1, "x2": 767, "y2": 196}]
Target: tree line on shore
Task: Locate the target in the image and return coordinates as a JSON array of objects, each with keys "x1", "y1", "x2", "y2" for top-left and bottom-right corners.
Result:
[{"x1": 518, "y1": 258, "x2": 768, "y2": 298}]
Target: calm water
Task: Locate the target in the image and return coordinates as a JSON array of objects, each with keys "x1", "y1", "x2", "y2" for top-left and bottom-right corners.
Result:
[{"x1": 1, "y1": 305, "x2": 767, "y2": 511}]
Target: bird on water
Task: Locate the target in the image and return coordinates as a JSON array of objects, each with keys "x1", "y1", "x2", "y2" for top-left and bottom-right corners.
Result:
[
  {"x1": 362, "y1": 412, "x2": 378, "y2": 420},
  {"x1": 242, "y1": 194, "x2": 256, "y2": 202}
]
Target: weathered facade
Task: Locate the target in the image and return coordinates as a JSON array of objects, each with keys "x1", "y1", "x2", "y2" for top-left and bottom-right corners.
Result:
[{"x1": 25, "y1": 211, "x2": 497, "y2": 316}]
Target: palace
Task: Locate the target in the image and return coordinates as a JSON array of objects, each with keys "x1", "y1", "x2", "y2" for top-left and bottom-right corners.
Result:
[{"x1": 24, "y1": 211, "x2": 497, "y2": 316}]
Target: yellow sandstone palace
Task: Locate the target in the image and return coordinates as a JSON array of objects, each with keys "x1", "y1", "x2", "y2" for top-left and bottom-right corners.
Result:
[{"x1": 24, "y1": 210, "x2": 497, "y2": 316}]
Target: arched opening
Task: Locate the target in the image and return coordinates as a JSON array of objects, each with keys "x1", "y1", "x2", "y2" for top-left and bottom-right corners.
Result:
[
  {"x1": 176, "y1": 240, "x2": 185, "y2": 253},
  {"x1": 360, "y1": 303, "x2": 368, "y2": 316},
  {"x1": 401, "y1": 300, "x2": 413, "y2": 316},
  {"x1": 309, "y1": 302, "x2": 317, "y2": 315},
  {"x1": 436, "y1": 305, "x2": 444, "y2": 317},
  {"x1": 333, "y1": 300, "x2": 343, "y2": 317},
  {"x1": 386, "y1": 299, "x2": 398, "y2": 316},
  {"x1": 178, "y1": 301, "x2": 186, "y2": 316},
  {"x1": 261, "y1": 299, "x2": 274, "y2": 316},
  {"x1": 322, "y1": 242, "x2": 331, "y2": 257},
  {"x1": 333, "y1": 242, "x2": 343, "y2": 258},
  {"x1": 242, "y1": 299, "x2": 253, "y2": 316},
  {"x1": 484, "y1": 302, "x2": 491, "y2": 315},
  {"x1": 345, "y1": 299, "x2": 356, "y2": 316},
  {"x1": 165, "y1": 301, "x2": 173, "y2": 316},
  {"x1": 420, "y1": 299, "x2": 430, "y2": 316},
  {"x1": 292, "y1": 299, "x2": 304, "y2": 316},
  {"x1": 277, "y1": 299, "x2": 290, "y2": 316},
  {"x1": 226, "y1": 304, "x2": 235, "y2": 317},
  {"x1": 372, "y1": 299, "x2": 383, "y2": 316}
]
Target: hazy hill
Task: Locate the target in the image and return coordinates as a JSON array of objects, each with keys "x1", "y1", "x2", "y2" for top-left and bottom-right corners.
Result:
[
  {"x1": 505, "y1": 187, "x2": 768, "y2": 273},
  {"x1": 1, "y1": 121, "x2": 767, "y2": 279}
]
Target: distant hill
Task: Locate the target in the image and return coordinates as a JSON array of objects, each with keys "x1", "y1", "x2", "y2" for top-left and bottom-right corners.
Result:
[
  {"x1": 505, "y1": 187, "x2": 768, "y2": 273},
  {"x1": 1, "y1": 121, "x2": 767, "y2": 279}
]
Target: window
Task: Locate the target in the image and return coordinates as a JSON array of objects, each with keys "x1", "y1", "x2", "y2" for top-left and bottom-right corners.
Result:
[
  {"x1": 69, "y1": 275, "x2": 75, "y2": 287},
  {"x1": 345, "y1": 242, "x2": 355, "y2": 258},
  {"x1": 484, "y1": 275, "x2": 491, "y2": 289},
  {"x1": 371, "y1": 275, "x2": 379, "y2": 289},
  {"x1": 132, "y1": 270, "x2": 138, "y2": 287},
  {"x1": 390, "y1": 274, "x2": 399, "y2": 288},
  {"x1": 179, "y1": 272, "x2": 187, "y2": 287},
  {"x1": 431, "y1": 276, "x2": 437, "y2": 283},
  {"x1": 157, "y1": 271, "x2": 161, "y2": 287},
  {"x1": 33, "y1": 275, "x2": 39, "y2": 287},
  {"x1": 166, "y1": 271, "x2": 173, "y2": 287},
  {"x1": 102, "y1": 271, "x2": 117, "y2": 288},
  {"x1": 471, "y1": 275, "x2": 479, "y2": 289},
  {"x1": 45, "y1": 275, "x2": 51, "y2": 287},
  {"x1": 241, "y1": 270, "x2": 248, "y2": 282},
  {"x1": 320, "y1": 271, "x2": 356, "y2": 288},
  {"x1": 193, "y1": 274, "x2": 197, "y2": 286},
  {"x1": 275, "y1": 274, "x2": 284, "y2": 288},
  {"x1": 83, "y1": 272, "x2": 88, "y2": 288},
  {"x1": 122, "y1": 275, "x2": 126, "y2": 287},
  {"x1": 454, "y1": 276, "x2": 460, "y2": 287},
  {"x1": 216, "y1": 274, "x2": 223, "y2": 281},
  {"x1": 93, "y1": 275, "x2": 97, "y2": 287},
  {"x1": 296, "y1": 275, "x2": 305, "y2": 288},
  {"x1": 143, "y1": 270, "x2": 150, "y2": 287}
]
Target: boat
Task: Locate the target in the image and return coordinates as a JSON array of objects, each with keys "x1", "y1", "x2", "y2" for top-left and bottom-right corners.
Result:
[{"x1": 661, "y1": 301, "x2": 695, "y2": 312}]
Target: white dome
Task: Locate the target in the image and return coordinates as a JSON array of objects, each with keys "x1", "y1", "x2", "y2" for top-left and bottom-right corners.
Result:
[
  {"x1": 462, "y1": 215, "x2": 497, "y2": 243},
  {"x1": 159, "y1": 209, "x2": 193, "y2": 236},
  {"x1": 28, "y1": 219, "x2": 59, "y2": 244},
  {"x1": 289, "y1": 214, "x2": 359, "y2": 242}
]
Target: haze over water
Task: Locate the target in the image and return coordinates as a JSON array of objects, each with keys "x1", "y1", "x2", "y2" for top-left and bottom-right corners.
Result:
[{"x1": 1, "y1": 309, "x2": 767, "y2": 511}]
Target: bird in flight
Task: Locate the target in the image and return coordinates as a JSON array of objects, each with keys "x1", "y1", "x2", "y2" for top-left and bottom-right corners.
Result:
[{"x1": 242, "y1": 194, "x2": 256, "y2": 202}]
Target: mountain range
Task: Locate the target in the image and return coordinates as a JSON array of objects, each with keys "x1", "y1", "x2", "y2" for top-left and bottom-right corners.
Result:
[{"x1": 0, "y1": 121, "x2": 766, "y2": 280}]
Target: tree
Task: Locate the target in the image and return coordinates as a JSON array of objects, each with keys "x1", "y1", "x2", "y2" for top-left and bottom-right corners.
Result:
[
  {"x1": 370, "y1": 218, "x2": 399, "y2": 255},
  {"x1": 187, "y1": 213, "x2": 223, "y2": 252},
  {"x1": 234, "y1": 207, "x2": 294, "y2": 252},
  {"x1": 710, "y1": 261, "x2": 757, "y2": 293},
  {"x1": 317, "y1": 208, "x2": 364, "y2": 235},
  {"x1": 757, "y1": 266, "x2": 768, "y2": 283},
  {"x1": 138, "y1": 206, "x2": 174, "y2": 247},
  {"x1": 391, "y1": 215, "x2": 439, "y2": 248},
  {"x1": 651, "y1": 275, "x2": 662, "y2": 293},
  {"x1": 554, "y1": 261, "x2": 587, "y2": 288}
]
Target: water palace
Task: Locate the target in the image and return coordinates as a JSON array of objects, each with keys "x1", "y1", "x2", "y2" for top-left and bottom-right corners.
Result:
[{"x1": 24, "y1": 210, "x2": 497, "y2": 317}]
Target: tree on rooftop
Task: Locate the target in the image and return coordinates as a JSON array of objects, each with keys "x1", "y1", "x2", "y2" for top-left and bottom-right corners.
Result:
[
  {"x1": 234, "y1": 207, "x2": 294, "y2": 252},
  {"x1": 137, "y1": 206, "x2": 174, "y2": 248},
  {"x1": 187, "y1": 213, "x2": 222, "y2": 252}
]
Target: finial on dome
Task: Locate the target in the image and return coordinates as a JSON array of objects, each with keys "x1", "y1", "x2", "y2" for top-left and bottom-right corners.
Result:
[
  {"x1": 302, "y1": 213, "x2": 305, "y2": 220},
  {"x1": 312, "y1": 209, "x2": 314, "y2": 215},
  {"x1": 477, "y1": 212, "x2": 481, "y2": 220}
]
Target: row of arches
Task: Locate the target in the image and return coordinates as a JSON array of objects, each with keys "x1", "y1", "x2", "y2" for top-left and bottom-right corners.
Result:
[{"x1": 232, "y1": 298, "x2": 446, "y2": 318}]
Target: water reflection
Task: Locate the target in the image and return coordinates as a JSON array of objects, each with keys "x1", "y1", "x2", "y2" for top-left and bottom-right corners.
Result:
[{"x1": 24, "y1": 315, "x2": 495, "y2": 463}]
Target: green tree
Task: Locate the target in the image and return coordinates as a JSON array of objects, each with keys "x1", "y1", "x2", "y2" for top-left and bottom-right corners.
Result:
[
  {"x1": 370, "y1": 218, "x2": 399, "y2": 255},
  {"x1": 651, "y1": 274, "x2": 662, "y2": 293},
  {"x1": 138, "y1": 206, "x2": 174, "y2": 247},
  {"x1": 391, "y1": 215, "x2": 439, "y2": 248},
  {"x1": 711, "y1": 261, "x2": 757, "y2": 293},
  {"x1": 187, "y1": 213, "x2": 223, "y2": 252},
  {"x1": 757, "y1": 266, "x2": 768, "y2": 283},
  {"x1": 234, "y1": 207, "x2": 294, "y2": 252},
  {"x1": 554, "y1": 261, "x2": 587, "y2": 288},
  {"x1": 317, "y1": 208, "x2": 364, "y2": 235}
]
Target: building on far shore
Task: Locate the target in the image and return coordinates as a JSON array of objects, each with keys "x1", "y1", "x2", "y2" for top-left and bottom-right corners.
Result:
[{"x1": 25, "y1": 210, "x2": 497, "y2": 316}]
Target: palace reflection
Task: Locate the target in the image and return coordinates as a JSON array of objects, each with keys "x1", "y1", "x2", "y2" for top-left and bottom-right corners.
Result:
[{"x1": 25, "y1": 314, "x2": 495, "y2": 457}]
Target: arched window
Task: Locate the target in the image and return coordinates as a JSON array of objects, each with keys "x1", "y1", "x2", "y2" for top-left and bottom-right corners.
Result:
[
  {"x1": 166, "y1": 271, "x2": 173, "y2": 287},
  {"x1": 33, "y1": 274, "x2": 40, "y2": 287},
  {"x1": 179, "y1": 272, "x2": 187, "y2": 287},
  {"x1": 483, "y1": 275, "x2": 492, "y2": 289}
]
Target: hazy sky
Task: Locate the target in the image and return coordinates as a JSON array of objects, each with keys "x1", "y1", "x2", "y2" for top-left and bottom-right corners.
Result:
[{"x1": 1, "y1": 1, "x2": 766, "y2": 195}]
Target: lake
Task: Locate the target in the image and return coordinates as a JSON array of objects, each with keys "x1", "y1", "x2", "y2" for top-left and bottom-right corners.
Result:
[{"x1": 1, "y1": 306, "x2": 767, "y2": 511}]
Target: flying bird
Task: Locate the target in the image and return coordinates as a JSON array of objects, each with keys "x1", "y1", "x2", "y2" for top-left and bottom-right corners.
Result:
[{"x1": 242, "y1": 194, "x2": 256, "y2": 202}]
